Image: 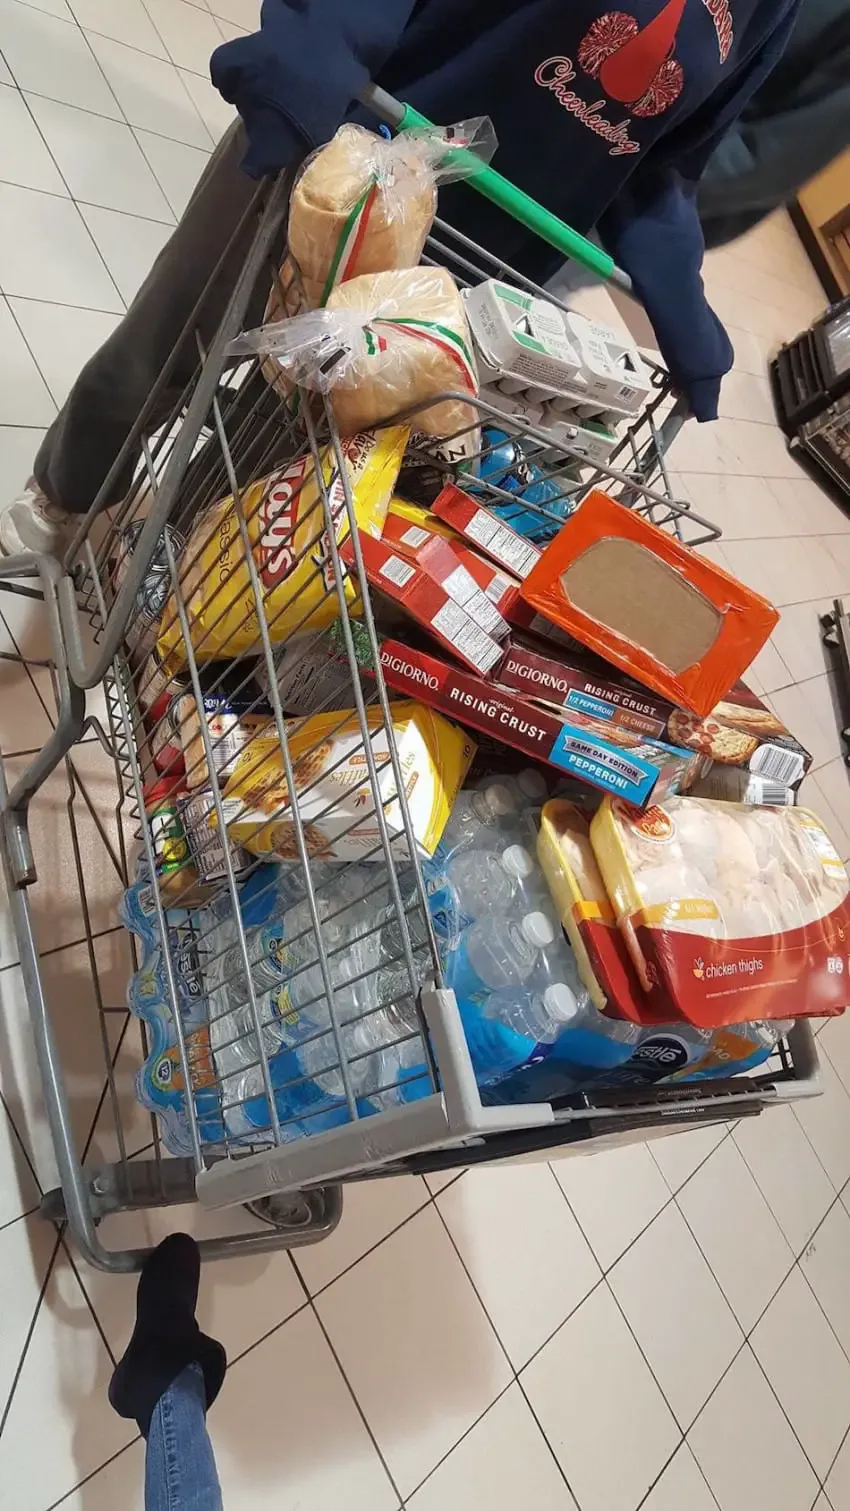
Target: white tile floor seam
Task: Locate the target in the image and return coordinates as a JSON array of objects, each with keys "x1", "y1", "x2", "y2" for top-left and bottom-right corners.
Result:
[{"x1": 5, "y1": 2, "x2": 850, "y2": 1507}]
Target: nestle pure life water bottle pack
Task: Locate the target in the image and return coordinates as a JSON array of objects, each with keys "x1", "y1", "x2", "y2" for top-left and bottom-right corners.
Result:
[{"x1": 122, "y1": 852, "x2": 434, "y2": 1155}]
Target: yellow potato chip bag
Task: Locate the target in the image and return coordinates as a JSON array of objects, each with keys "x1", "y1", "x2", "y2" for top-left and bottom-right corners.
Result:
[{"x1": 157, "y1": 425, "x2": 408, "y2": 669}]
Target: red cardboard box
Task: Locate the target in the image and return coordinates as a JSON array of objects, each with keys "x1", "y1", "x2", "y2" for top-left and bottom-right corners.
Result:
[
  {"x1": 498, "y1": 634, "x2": 677, "y2": 738},
  {"x1": 498, "y1": 634, "x2": 812, "y2": 789},
  {"x1": 445, "y1": 541, "x2": 520, "y2": 619},
  {"x1": 384, "y1": 498, "x2": 521, "y2": 616},
  {"x1": 519, "y1": 489, "x2": 779, "y2": 717},
  {"x1": 341, "y1": 534, "x2": 503, "y2": 676},
  {"x1": 380, "y1": 511, "x2": 509, "y2": 640},
  {"x1": 378, "y1": 640, "x2": 702, "y2": 807},
  {"x1": 431, "y1": 483, "x2": 542, "y2": 579}
]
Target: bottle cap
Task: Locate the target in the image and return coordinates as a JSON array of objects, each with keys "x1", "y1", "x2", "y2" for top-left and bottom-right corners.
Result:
[
  {"x1": 521, "y1": 910, "x2": 556, "y2": 948},
  {"x1": 483, "y1": 782, "x2": 517, "y2": 818},
  {"x1": 517, "y1": 768, "x2": 548, "y2": 801},
  {"x1": 544, "y1": 983, "x2": 579, "y2": 1023},
  {"x1": 501, "y1": 844, "x2": 535, "y2": 881}
]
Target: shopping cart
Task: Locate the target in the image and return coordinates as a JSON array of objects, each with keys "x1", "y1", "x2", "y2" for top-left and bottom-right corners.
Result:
[{"x1": 0, "y1": 93, "x2": 822, "y2": 1271}]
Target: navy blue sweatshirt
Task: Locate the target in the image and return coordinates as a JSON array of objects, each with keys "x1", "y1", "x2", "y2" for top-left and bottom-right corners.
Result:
[{"x1": 211, "y1": 0, "x2": 800, "y2": 421}]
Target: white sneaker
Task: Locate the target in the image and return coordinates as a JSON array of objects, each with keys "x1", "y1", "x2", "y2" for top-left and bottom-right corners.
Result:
[{"x1": 0, "y1": 479, "x2": 73, "y2": 557}]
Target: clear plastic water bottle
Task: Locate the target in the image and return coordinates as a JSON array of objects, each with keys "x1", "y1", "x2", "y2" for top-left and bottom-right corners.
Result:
[
  {"x1": 499, "y1": 843, "x2": 550, "y2": 907},
  {"x1": 446, "y1": 909, "x2": 549, "y2": 998},
  {"x1": 612, "y1": 1023, "x2": 713, "y2": 1085},
  {"x1": 445, "y1": 847, "x2": 516, "y2": 918},
  {"x1": 483, "y1": 980, "x2": 581, "y2": 1043},
  {"x1": 297, "y1": 1009, "x2": 399, "y2": 1100},
  {"x1": 500, "y1": 768, "x2": 549, "y2": 805},
  {"x1": 437, "y1": 781, "x2": 521, "y2": 856}
]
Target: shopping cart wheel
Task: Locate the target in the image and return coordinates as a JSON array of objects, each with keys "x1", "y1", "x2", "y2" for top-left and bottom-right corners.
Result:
[{"x1": 243, "y1": 1185, "x2": 340, "y2": 1231}]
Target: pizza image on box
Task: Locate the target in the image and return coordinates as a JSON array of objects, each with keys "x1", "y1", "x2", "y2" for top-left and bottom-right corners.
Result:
[{"x1": 667, "y1": 710, "x2": 759, "y2": 766}]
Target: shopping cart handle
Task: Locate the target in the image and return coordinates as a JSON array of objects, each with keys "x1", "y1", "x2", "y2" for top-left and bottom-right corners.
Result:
[{"x1": 359, "y1": 83, "x2": 633, "y2": 295}]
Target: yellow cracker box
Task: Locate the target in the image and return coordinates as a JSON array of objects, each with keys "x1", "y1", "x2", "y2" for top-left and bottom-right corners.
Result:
[
  {"x1": 218, "y1": 700, "x2": 476, "y2": 862},
  {"x1": 157, "y1": 426, "x2": 408, "y2": 670}
]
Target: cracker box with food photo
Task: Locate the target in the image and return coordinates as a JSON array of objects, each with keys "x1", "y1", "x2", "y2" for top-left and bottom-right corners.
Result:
[
  {"x1": 218, "y1": 701, "x2": 476, "y2": 862},
  {"x1": 378, "y1": 640, "x2": 703, "y2": 807},
  {"x1": 341, "y1": 532, "x2": 504, "y2": 676},
  {"x1": 518, "y1": 488, "x2": 779, "y2": 717}
]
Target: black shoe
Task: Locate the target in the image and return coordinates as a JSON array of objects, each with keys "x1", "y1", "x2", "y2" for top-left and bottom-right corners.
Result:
[{"x1": 108, "y1": 1233, "x2": 226, "y2": 1438}]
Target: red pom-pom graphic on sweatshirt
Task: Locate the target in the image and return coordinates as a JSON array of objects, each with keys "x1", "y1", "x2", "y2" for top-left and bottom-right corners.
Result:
[{"x1": 578, "y1": 0, "x2": 687, "y2": 117}]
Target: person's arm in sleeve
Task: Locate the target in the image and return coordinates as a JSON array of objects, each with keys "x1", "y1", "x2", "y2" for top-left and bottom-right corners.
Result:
[
  {"x1": 211, "y1": 0, "x2": 418, "y2": 178},
  {"x1": 597, "y1": 0, "x2": 800, "y2": 422}
]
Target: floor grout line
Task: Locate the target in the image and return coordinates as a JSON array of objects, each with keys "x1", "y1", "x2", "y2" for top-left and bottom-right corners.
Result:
[{"x1": 0, "y1": 1222, "x2": 64, "y2": 1437}]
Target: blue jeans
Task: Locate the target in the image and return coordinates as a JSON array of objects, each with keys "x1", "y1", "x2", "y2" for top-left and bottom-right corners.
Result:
[{"x1": 145, "y1": 1364, "x2": 222, "y2": 1511}]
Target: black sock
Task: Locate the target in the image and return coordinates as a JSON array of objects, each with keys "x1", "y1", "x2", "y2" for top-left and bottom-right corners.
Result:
[{"x1": 108, "y1": 1233, "x2": 226, "y2": 1438}]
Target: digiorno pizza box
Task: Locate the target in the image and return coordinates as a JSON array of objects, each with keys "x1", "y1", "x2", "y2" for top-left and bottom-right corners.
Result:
[
  {"x1": 378, "y1": 639, "x2": 704, "y2": 808},
  {"x1": 497, "y1": 634, "x2": 812, "y2": 789}
]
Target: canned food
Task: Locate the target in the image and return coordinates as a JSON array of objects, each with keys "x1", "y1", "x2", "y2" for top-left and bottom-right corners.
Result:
[
  {"x1": 113, "y1": 521, "x2": 186, "y2": 665},
  {"x1": 143, "y1": 776, "x2": 207, "y2": 907},
  {"x1": 149, "y1": 692, "x2": 186, "y2": 778},
  {"x1": 179, "y1": 788, "x2": 253, "y2": 885},
  {"x1": 173, "y1": 670, "x2": 271, "y2": 790}
]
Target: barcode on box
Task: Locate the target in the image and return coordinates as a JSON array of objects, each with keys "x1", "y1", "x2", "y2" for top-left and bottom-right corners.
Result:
[
  {"x1": 485, "y1": 570, "x2": 514, "y2": 603},
  {"x1": 401, "y1": 525, "x2": 430, "y2": 548},
  {"x1": 430, "y1": 600, "x2": 501, "y2": 674},
  {"x1": 748, "y1": 778, "x2": 794, "y2": 807},
  {"x1": 462, "y1": 508, "x2": 538, "y2": 578},
  {"x1": 750, "y1": 743, "x2": 805, "y2": 787},
  {"x1": 380, "y1": 554, "x2": 416, "y2": 588}
]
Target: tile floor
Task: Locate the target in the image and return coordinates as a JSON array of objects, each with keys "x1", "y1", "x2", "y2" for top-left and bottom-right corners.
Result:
[{"x1": 2, "y1": 2, "x2": 850, "y2": 1509}]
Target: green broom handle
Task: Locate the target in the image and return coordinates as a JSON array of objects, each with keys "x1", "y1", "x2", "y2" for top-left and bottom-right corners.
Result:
[{"x1": 358, "y1": 83, "x2": 633, "y2": 294}]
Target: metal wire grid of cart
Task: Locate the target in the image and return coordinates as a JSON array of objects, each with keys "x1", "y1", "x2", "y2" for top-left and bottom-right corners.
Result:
[{"x1": 0, "y1": 146, "x2": 822, "y2": 1273}]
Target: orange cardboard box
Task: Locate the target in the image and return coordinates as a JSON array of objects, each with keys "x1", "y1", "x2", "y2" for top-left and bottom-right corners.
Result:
[{"x1": 519, "y1": 490, "x2": 779, "y2": 718}]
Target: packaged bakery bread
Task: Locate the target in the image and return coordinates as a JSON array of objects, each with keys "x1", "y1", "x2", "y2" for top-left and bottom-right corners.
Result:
[
  {"x1": 536, "y1": 798, "x2": 664, "y2": 1023},
  {"x1": 284, "y1": 119, "x2": 496, "y2": 309},
  {"x1": 519, "y1": 489, "x2": 779, "y2": 717},
  {"x1": 590, "y1": 795, "x2": 850, "y2": 1025},
  {"x1": 217, "y1": 700, "x2": 475, "y2": 862},
  {"x1": 234, "y1": 268, "x2": 479, "y2": 438},
  {"x1": 156, "y1": 426, "x2": 407, "y2": 671}
]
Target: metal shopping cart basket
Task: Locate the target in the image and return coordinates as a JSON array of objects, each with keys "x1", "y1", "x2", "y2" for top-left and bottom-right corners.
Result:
[{"x1": 0, "y1": 90, "x2": 822, "y2": 1271}]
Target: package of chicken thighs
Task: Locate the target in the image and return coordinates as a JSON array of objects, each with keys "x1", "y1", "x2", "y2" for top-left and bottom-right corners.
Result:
[{"x1": 590, "y1": 796, "x2": 850, "y2": 1026}]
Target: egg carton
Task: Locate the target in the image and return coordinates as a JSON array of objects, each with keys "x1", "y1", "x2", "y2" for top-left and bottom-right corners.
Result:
[
  {"x1": 464, "y1": 280, "x2": 653, "y2": 420},
  {"x1": 482, "y1": 384, "x2": 619, "y2": 468}
]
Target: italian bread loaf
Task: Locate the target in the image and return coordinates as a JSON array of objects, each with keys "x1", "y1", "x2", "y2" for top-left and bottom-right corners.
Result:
[
  {"x1": 288, "y1": 124, "x2": 437, "y2": 298},
  {"x1": 324, "y1": 267, "x2": 479, "y2": 436}
]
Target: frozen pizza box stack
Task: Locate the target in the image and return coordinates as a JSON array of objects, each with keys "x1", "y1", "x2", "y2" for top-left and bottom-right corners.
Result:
[{"x1": 496, "y1": 634, "x2": 812, "y2": 794}]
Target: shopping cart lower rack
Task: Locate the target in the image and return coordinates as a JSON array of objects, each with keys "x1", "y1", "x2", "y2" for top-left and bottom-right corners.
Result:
[{"x1": 0, "y1": 148, "x2": 822, "y2": 1273}]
